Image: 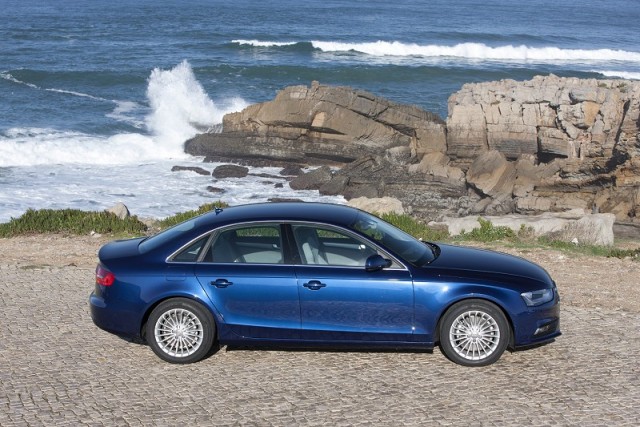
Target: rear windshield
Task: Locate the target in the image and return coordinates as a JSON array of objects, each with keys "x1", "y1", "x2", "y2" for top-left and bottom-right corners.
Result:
[{"x1": 139, "y1": 217, "x2": 199, "y2": 254}]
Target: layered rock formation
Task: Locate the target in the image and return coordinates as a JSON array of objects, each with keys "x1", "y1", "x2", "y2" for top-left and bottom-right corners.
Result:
[
  {"x1": 447, "y1": 75, "x2": 640, "y2": 221},
  {"x1": 185, "y1": 81, "x2": 446, "y2": 167},
  {"x1": 185, "y1": 76, "x2": 640, "y2": 224}
]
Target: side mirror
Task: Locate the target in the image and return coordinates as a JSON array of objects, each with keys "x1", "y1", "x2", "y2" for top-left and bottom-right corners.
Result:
[{"x1": 365, "y1": 254, "x2": 392, "y2": 272}]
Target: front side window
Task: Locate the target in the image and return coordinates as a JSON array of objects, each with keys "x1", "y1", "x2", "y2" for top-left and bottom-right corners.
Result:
[
  {"x1": 292, "y1": 224, "x2": 393, "y2": 267},
  {"x1": 205, "y1": 224, "x2": 283, "y2": 264}
]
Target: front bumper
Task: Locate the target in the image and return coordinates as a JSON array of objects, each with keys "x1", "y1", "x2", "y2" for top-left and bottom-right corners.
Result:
[{"x1": 512, "y1": 291, "x2": 561, "y2": 347}]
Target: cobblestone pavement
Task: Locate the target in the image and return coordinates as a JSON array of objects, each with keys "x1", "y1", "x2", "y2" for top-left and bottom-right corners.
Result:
[{"x1": 1, "y1": 264, "x2": 639, "y2": 426}]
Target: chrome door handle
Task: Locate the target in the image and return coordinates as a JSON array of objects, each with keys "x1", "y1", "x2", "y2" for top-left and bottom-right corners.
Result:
[
  {"x1": 303, "y1": 280, "x2": 326, "y2": 290},
  {"x1": 212, "y1": 279, "x2": 233, "y2": 288}
]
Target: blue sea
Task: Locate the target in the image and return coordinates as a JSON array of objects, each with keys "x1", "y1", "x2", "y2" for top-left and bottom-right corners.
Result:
[{"x1": 2, "y1": 0, "x2": 640, "y2": 221}]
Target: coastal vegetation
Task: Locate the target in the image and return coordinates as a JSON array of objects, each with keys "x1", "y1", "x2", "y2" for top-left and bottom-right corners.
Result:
[
  {"x1": 1, "y1": 204, "x2": 638, "y2": 259},
  {"x1": 0, "y1": 208, "x2": 147, "y2": 237}
]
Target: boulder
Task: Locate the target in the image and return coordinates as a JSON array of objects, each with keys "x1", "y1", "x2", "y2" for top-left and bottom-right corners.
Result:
[
  {"x1": 279, "y1": 165, "x2": 304, "y2": 176},
  {"x1": 347, "y1": 197, "x2": 407, "y2": 215},
  {"x1": 431, "y1": 211, "x2": 615, "y2": 246},
  {"x1": 289, "y1": 166, "x2": 333, "y2": 190},
  {"x1": 171, "y1": 166, "x2": 211, "y2": 176},
  {"x1": 212, "y1": 164, "x2": 249, "y2": 179},
  {"x1": 106, "y1": 202, "x2": 130, "y2": 220}
]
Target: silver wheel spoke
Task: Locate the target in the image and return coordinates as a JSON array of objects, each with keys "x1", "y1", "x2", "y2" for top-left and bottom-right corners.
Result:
[
  {"x1": 154, "y1": 307, "x2": 204, "y2": 358},
  {"x1": 449, "y1": 310, "x2": 501, "y2": 361}
]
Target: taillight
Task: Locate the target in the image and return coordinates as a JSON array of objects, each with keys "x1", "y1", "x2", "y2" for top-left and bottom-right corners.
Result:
[{"x1": 96, "y1": 265, "x2": 115, "y2": 286}]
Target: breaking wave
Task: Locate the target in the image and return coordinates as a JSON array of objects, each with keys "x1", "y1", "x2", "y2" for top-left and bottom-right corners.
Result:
[
  {"x1": 312, "y1": 41, "x2": 640, "y2": 62},
  {"x1": 230, "y1": 39, "x2": 640, "y2": 63},
  {"x1": 597, "y1": 70, "x2": 640, "y2": 80},
  {"x1": 0, "y1": 61, "x2": 248, "y2": 167}
]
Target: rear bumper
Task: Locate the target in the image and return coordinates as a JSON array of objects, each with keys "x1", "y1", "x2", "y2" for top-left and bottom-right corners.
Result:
[{"x1": 89, "y1": 291, "x2": 141, "y2": 339}]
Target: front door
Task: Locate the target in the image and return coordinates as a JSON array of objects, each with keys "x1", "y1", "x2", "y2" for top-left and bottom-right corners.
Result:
[{"x1": 291, "y1": 224, "x2": 414, "y2": 342}]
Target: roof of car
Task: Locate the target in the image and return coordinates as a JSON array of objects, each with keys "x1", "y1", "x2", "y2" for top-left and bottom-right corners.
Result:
[{"x1": 196, "y1": 202, "x2": 361, "y2": 229}]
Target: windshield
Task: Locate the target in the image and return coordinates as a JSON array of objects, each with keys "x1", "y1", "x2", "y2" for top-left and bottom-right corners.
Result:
[{"x1": 350, "y1": 211, "x2": 436, "y2": 265}]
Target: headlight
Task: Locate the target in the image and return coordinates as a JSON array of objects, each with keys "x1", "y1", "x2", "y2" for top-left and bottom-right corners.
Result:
[{"x1": 521, "y1": 289, "x2": 554, "y2": 307}]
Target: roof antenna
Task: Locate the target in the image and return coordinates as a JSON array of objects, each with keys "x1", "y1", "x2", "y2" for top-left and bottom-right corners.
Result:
[{"x1": 214, "y1": 206, "x2": 224, "y2": 215}]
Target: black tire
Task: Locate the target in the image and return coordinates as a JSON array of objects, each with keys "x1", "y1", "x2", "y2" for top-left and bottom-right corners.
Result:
[
  {"x1": 439, "y1": 299, "x2": 510, "y2": 367},
  {"x1": 146, "y1": 298, "x2": 216, "y2": 364}
]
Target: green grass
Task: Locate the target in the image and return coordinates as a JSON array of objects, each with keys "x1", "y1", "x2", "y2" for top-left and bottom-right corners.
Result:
[
  {"x1": 380, "y1": 212, "x2": 449, "y2": 241},
  {"x1": 536, "y1": 237, "x2": 640, "y2": 259},
  {"x1": 455, "y1": 217, "x2": 517, "y2": 243},
  {"x1": 0, "y1": 208, "x2": 147, "y2": 237}
]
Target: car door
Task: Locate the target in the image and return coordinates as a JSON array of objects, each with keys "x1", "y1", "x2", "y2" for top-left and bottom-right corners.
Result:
[
  {"x1": 195, "y1": 223, "x2": 301, "y2": 340},
  {"x1": 291, "y1": 224, "x2": 415, "y2": 342}
]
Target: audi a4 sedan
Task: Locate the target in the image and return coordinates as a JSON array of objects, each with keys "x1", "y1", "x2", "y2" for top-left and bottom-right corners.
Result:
[{"x1": 90, "y1": 202, "x2": 560, "y2": 367}]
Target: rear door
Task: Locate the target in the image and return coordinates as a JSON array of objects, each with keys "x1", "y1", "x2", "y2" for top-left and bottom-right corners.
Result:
[
  {"x1": 291, "y1": 224, "x2": 415, "y2": 342},
  {"x1": 195, "y1": 223, "x2": 300, "y2": 339}
]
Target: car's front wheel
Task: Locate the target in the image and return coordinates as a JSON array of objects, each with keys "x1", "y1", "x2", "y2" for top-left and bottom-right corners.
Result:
[
  {"x1": 146, "y1": 298, "x2": 216, "y2": 364},
  {"x1": 439, "y1": 299, "x2": 510, "y2": 367}
]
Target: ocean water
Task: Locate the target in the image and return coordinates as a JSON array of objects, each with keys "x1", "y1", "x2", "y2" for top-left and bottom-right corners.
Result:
[{"x1": 2, "y1": 0, "x2": 640, "y2": 222}]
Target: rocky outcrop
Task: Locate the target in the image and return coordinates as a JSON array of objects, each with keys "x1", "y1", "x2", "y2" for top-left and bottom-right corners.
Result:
[
  {"x1": 185, "y1": 76, "x2": 640, "y2": 226},
  {"x1": 106, "y1": 202, "x2": 130, "y2": 220},
  {"x1": 447, "y1": 75, "x2": 640, "y2": 221},
  {"x1": 185, "y1": 81, "x2": 446, "y2": 167}
]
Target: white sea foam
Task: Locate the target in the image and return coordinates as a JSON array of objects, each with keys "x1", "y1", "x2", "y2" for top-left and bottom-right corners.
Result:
[
  {"x1": 597, "y1": 70, "x2": 640, "y2": 80},
  {"x1": 0, "y1": 61, "x2": 248, "y2": 167},
  {"x1": 311, "y1": 41, "x2": 640, "y2": 62},
  {"x1": 232, "y1": 39, "x2": 298, "y2": 47},
  {"x1": 45, "y1": 88, "x2": 109, "y2": 101},
  {"x1": 0, "y1": 160, "x2": 345, "y2": 222},
  {"x1": 105, "y1": 101, "x2": 146, "y2": 128},
  {"x1": 1, "y1": 71, "x2": 39, "y2": 89}
]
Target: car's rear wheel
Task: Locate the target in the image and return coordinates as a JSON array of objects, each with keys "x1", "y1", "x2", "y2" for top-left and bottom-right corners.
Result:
[
  {"x1": 146, "y1": 298, "x2": 216, "y2": 364},
  {"x1": 439, "y1": 299, "x2": 510, "y2": 367}
]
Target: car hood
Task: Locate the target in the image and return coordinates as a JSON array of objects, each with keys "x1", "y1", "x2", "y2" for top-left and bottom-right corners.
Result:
[{"x1": 425, "y1": 243, "x2": 552, "y2": 287}]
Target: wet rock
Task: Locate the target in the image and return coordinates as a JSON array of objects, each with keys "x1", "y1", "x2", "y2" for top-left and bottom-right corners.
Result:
[
  {"x1": 289, "y1": 166, "x2": 333, "y2": 190},
  {"x1": 212, "y1": 164, "x2": 249, "y2": 179},
  {"x1": 206, "y1": 186, "x2": 226, "y2": 194},
  {"x1": 171, "y1": 166, "x2": 211, "y2": 176}
]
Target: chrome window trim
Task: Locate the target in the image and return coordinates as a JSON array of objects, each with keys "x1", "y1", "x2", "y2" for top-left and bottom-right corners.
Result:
[
  {"x1": 166, "y1": 232, "x2": 214, "y2": 264},
  {"x1": 166, "y1": 219, "x2": 409, "y2": 271}
]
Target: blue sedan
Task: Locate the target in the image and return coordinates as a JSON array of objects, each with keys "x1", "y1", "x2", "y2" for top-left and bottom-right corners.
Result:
[{"x1": 90, "y1": 202, "x2": 560, "y2": 367}]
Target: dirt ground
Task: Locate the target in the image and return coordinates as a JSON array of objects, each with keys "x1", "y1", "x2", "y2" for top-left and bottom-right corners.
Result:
[{"x1": 1, "y1": 233, "x2": 638, "y2": 313}]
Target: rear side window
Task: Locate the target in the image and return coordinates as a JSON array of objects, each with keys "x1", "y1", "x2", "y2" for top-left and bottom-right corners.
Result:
[
  {"x1": 171, "y1": 235, "x2": 210, "y2": 262},
  {"x1": 139, "y1": 217, "x2": 198, "y2": 254},
  {"x1": 204, "y1": 224, "x2": 283, "y2": 264}
]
